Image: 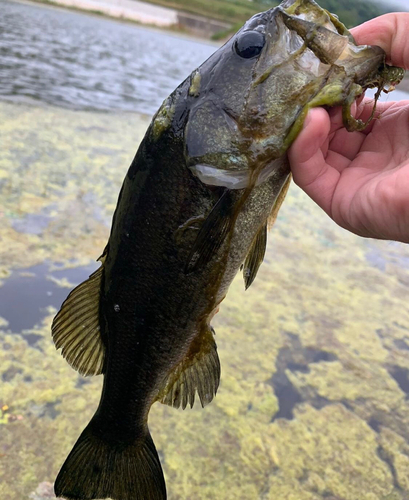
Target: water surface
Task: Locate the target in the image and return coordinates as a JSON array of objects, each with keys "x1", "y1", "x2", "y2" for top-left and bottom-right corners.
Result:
[
  {"x1": 0, "y1": 0, "x2": 215, "y2": 114},
  {"x1": 0, "y1": 262, "x2": 98, "y2": 333}
]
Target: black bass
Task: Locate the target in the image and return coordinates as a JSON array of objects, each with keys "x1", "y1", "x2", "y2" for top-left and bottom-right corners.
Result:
[{"x1": 52, "y1": 0, "x2": 404, "y2": 498}]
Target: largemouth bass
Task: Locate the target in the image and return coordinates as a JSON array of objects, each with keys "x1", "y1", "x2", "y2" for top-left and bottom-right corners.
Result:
[{"x1": 52, "y1": 1, "x2": 404, "y2": 499}]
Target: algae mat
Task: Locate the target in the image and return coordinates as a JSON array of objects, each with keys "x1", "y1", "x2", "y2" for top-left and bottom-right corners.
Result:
[{"x1": 1, "y1": 99, "x2": 409, "y2": 500}]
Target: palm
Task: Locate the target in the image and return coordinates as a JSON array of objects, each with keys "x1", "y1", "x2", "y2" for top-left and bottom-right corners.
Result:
[{"x1": 289, "y1": 99, "x2": 409, "y2": 243}]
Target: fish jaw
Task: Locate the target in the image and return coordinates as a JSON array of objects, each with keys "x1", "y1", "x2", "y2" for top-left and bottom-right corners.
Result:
[
  {"x1": 246, "y1": 2, "x2": 387, "y2": 155},
  {"x1": 185, "y1": 0, "x2": 404, "y2": 193}
]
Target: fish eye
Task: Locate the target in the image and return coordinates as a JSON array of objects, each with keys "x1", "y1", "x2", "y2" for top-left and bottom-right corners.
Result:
[{"x1": 235, "y1": 30, "x2": 265, "y2": 59}]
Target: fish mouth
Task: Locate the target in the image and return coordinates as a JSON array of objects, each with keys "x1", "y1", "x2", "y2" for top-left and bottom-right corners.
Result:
[
  {"x1": 255, "y1": 1, "x2": 391, "y2": 154},
  {"x1": 238, "y1": 0, "x2": 402, "y2": 184},
  {"x1": 279, "y1": 2, "x2": 386, "y2": 93},
  {"x1": 187, "y1": 0, "x2": 404, "y2": 192}
]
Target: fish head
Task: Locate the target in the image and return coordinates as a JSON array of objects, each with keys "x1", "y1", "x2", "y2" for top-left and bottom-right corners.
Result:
[{"x1": 185, "y1": 0, "x2": 399, "y2": 190}]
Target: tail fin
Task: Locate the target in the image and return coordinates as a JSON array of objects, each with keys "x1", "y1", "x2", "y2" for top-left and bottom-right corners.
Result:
[{"x1": 54, "y1": 420, "x2": 166, "y2": 500}]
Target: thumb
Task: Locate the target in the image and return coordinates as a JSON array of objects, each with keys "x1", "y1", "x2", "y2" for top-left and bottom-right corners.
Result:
[
  {"x1": 288, "y1": 107, "x2": 340, "y2": 215},
  {"x1": 351, "y1": 13, "x2": 409, "y2": 70}
]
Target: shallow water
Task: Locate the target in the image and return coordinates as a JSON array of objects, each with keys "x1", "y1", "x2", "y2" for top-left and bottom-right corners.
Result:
[
  {"x1": 0, "y1": 262, "x2": 98, "y2": 333},
  {"x1": 2, "y1": 2, "x2": 409, "y2": 500}
]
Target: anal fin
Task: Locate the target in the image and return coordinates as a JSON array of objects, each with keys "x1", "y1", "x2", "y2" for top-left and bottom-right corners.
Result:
[
  {"x1": 243, "y1": 223, "x2": 267, "y2": 290},
  {"x1": 159, "y1": 327, "x2": 220, "y2": 410},
  {"x1": 51, "y1": 265, "x2": 105, "y2": 376}
]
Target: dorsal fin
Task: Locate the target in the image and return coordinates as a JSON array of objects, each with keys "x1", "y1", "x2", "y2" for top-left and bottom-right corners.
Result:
[
  {"x1": 52, "y1": 265, "x2": 105, "y2": 376},
  {"x1": 158, "y1": 327, "x2": 220, "y2": 410}
]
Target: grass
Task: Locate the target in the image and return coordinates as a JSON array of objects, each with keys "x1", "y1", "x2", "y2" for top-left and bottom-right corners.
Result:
[
  {"x1": 144, "y1": 0, "x2": 280, "y2": 24},
  {"x1": 134, "y1": 0, "x2": 391, "y2": 38}
]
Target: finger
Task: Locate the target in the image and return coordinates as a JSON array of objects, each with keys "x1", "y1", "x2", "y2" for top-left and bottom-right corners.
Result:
[
  {"x1": 351, "y1": 13, "x2": 409, "y2": 69},
  {"x1": 356, "y1": 97, "x2": 391, "y2": 120},
  {"x1": 289, "y1": 108, "x2": 329, "y2": 164},
  {"x1": 288, "y1": 108, "x2": 340, "y2": 215},
  {"x1": 325, "y1": 150, "x2": 354, "y2": 172},
  {"x1": 328, "y1": 128, "x2": 366, "y2": 162},
  {"x1": 328, "y1": 98, "x2": 392, "y2": 141}
]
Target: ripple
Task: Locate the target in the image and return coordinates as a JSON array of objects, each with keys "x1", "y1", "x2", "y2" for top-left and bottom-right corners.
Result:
[{"x1": 0, "y1": 0, "x2": 216, "y2": 114}]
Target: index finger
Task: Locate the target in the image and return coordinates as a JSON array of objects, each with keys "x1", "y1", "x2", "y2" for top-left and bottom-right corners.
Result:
[{"x1": 351, "y1": 13, "x2": 409, "y2": 70}]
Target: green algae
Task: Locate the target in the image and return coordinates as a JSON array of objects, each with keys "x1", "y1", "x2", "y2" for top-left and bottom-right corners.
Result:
[{"x1": 1, "y1": 99, "x2": 409, "y2": 499}]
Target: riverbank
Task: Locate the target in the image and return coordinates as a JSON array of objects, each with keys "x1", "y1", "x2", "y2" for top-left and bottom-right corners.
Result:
[
  {"x1": 18, "y1": 0, "x2": 231, "y2": 38},
  {"x1": 34, "y1": 0, "x2": 178, "y2": 26}
]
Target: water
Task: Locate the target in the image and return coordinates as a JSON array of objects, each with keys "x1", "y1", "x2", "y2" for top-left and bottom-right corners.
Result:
[
  {"x1": 0, "y1": 262, "x2": 98, "y2": 334},
  {"x1": 2, "y1": 2, "x2": 409, "y2": 500},
  {"x1": 0, "y1": 0, "x2": 408, "y2": 115},
  {"x1": 0, "y1": 0, "x2": 216, "y2": 114}
]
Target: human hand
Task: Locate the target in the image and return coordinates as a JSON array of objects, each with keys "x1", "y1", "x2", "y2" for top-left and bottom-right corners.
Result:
[{"x1": 288, "y1": 14, "x2": 409, "y2": 243}]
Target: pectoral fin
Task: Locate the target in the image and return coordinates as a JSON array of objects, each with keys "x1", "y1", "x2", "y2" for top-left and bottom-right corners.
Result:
[
  {"x1": 267, "y1": 173, "x2": 291, "y2": 229},
  {"x1": 243, "y1": 174, "x2": 291, "y2": 290},
  {"x1": 158, "y1": 327, "x2": 220, "y2": 410},
  {"x1": 51, "y1": 265, "x2": 105, "y2": 376},
  {"x1": 243, "y1": 224, "x2": 267, "y2": 290},
  {"x1": 185, "y1": 189, "x2": 237, "y2": 273}
]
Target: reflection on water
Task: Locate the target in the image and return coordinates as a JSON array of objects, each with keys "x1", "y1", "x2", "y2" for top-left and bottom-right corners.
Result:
[
  {"x1": 0, "y1": 0, "x2": 215, "y2": 114},
  {"x1": 0, "y1": 262, "x2": 98, "y2": 333}
]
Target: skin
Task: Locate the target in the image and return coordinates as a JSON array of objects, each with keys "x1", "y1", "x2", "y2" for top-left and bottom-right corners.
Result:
[{"x1": 288, "y1": 13, "x2": 409, "y2": 243}]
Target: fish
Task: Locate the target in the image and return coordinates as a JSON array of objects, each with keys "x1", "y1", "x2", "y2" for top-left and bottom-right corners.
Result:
[{"x1": 51, "y1": 1, "x2": 404, "y2": 499}]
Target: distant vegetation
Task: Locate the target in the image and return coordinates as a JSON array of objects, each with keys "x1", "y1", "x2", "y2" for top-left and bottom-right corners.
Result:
[
  {"x1": 147, "y1": 0, "x2": 274, "y2": 25},
  {"x1": 145, "y1": 0, "x2": 391, "y2": 38},
  {"x1": 316, "y1": 0, "x2": 390, "y2": 27}
]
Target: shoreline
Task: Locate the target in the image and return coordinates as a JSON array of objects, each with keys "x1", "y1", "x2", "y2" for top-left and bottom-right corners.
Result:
[
  {"x1": 12, "y1": 0, "x2": 225, "y2": 42},
  {"x1": 0, "y1": 93, "x2": 154, "y2": 117}
]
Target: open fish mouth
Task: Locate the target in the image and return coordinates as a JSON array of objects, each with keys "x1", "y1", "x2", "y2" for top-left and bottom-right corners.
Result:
[
  {"x1": 188, "y1": 0, "x2": 404, "y2": 192},
  {"x1": 256, "y1": 0, "x2": 405, "y2": 151},
  {"x1": 278, "y1": 0, "x2": 405, "y2": 147}
]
